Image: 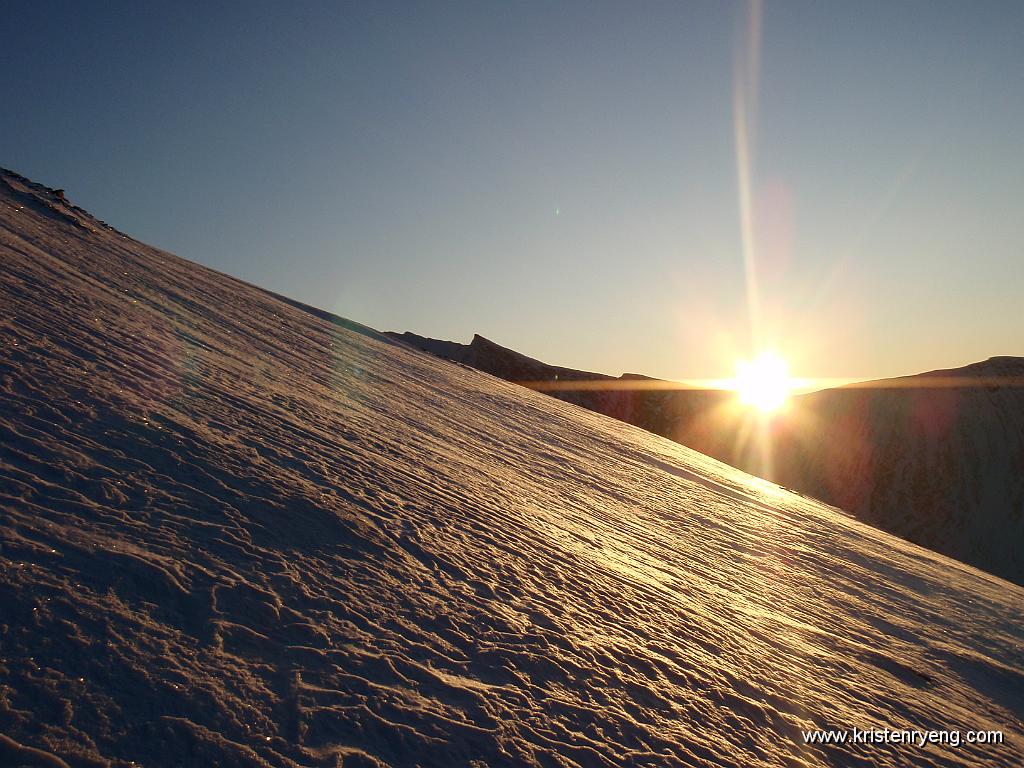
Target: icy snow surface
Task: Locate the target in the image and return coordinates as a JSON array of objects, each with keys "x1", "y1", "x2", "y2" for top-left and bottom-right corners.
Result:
[{"x1": 1, "y1": 170, "x2": 1022, "y2": 767}]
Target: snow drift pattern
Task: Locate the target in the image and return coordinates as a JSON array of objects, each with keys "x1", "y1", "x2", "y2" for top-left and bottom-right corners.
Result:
[{"x1": 387, "y1": 332, "x2": 1024, "y2": 588}]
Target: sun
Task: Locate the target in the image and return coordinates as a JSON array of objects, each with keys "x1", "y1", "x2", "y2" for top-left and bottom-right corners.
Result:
[{"x1": 734, "y1": 351, "x2": 792, "y2": 414}]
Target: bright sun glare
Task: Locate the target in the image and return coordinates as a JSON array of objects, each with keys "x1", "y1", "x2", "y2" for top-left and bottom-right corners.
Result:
[{"x1": 734, "y1": 351, "x2": 792, "y2": 414}]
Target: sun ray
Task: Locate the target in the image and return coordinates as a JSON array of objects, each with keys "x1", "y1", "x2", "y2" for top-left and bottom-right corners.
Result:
[{"x1": 734, "y1": 0, "x2": 764, "y2": 349}]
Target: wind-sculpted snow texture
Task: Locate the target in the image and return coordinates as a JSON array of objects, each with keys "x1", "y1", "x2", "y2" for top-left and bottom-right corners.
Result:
[
  {"x1": 386, "y1": 333, "x2": 1024, "y2": 589},
  {"x1": 1, "y1": 170, "x2": 1022, "y2": 767}
]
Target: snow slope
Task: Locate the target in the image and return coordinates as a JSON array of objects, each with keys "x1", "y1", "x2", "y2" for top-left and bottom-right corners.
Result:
[
  {"x1": 383, "y1": 332, "x2": 733, "y2": 472},
  {"x1": 1, "y1": 169, "x2": 1022, "y2": 767},
  {"x1": 389, "y1": 333, "x2": 1024, "y2": 588}
]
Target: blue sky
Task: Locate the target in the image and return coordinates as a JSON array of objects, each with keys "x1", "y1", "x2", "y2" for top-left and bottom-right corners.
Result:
[{"x1": 4, "y1": 1, "x2": 1022, "y2": 380}]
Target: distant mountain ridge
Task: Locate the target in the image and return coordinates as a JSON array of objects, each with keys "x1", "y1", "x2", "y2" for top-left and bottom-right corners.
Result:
[
  {"x1": 915, "y1": 355, "x2": 1024, "y2": 378},
  {"x1": 386, "y1": 331, "x2": 615, "y2": 383},
  {"x1": 391, "y1": 331, "x2": 1024, "y2": 586},
  {"x1": 386, "y1": 331, "x2": 735, "y2": 441}
]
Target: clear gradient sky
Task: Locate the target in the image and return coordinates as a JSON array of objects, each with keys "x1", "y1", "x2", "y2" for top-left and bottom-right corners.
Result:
[{"x1": 4, "y1": 1, "x2": 1022, "y2": 381}]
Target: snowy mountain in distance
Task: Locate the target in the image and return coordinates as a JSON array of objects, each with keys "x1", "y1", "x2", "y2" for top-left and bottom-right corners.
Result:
[
  {"x1": 390, "y1": 333, "x2": 1024, "y2": 587},
  {"x1": 1, "y1": 168, "x2": 1022, "y2": 767}
]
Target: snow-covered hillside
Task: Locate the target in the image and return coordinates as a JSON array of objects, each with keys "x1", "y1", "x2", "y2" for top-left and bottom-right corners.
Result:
[
  {"x1": 390, "y1": 333, "x2": 1024, "y2": 588},
  {"x1": 1, "y1": 169, "x2": 1022, "y2": 767}
]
